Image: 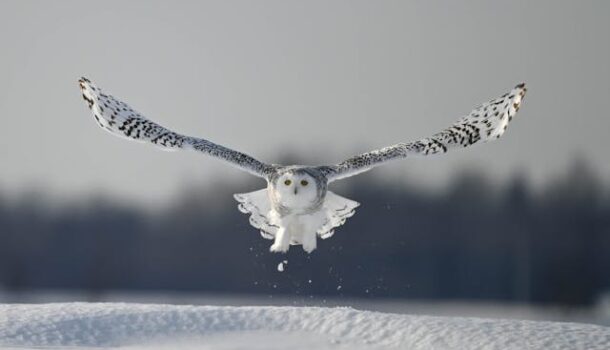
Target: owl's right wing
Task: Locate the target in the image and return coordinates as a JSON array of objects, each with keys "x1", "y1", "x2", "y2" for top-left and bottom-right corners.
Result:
[
  {"x1": 79, "y1": 78, "x2": 275, "y2": 179},
  {"x1": 319, "y1": 83, "x2": 527, "y2": 182}
]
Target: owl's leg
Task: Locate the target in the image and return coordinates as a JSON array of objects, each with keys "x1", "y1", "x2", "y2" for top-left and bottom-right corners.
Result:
[
  {"x1": 270, "y1": 227, "x2": 290, "y2": 253},
  {"x1": 301, "y1": 230, "x2": 317, "y2": 253},
  {"x1": 300, "y1": 211, "x2": 324, "y2": 253}
]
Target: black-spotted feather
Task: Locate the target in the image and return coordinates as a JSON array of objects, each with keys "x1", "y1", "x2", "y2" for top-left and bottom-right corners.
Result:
[
  {"x1": 79, "y1": 77, "x2": 274, "y2": 178},
  {"x1": 321, "y1": 83, "x2": 527, "y2": 181}
]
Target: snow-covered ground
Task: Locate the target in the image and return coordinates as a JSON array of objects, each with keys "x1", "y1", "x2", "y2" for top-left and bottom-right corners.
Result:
[
  {"x1": 1, "y1": 303, "x2": 609, "y2": 350},
  {"x1": 3, "y1": 290, "x2": 607, "y2": 325}
]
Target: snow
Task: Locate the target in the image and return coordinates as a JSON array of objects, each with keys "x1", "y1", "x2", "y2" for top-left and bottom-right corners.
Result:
[
  {"x1": 277, "y1": 260, "x2": 288, "y2": 272},
  {"x1": 1, "y1": 303, "x2": 609, "y2": 350}
]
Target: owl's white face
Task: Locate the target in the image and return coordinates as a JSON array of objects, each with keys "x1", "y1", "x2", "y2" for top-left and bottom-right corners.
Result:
[{"x1": 273, "y1": 172, "x2": 318, "y2": 210}]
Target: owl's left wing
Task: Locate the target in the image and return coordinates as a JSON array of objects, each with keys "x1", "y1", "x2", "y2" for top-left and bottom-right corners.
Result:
[
  {"x1": 79, "y1": 77, "x2": 275, "y2": 179},
  {"x1": 320, "y1": 83, "x2": 527, "y2": 182}
]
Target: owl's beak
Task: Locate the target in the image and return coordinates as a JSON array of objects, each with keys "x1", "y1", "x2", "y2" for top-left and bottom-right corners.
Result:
[{"x1": 294, "y1": 187, "x2": 298, "y2": 195}]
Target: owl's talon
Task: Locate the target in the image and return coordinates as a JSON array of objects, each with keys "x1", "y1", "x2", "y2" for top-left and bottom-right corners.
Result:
[
  {"x1": 302, "y1": 243, "x2": 316, "y2": 254},
  {"x1": 270, "y1": 243, "x2": 289, "y2": 253},
  {"x1": 302, "y1": 234, "x2": 317, "y2": 253}
]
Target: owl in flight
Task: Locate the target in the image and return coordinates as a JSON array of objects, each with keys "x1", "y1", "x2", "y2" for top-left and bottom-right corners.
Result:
[{"x1": 79, "y1": 78, "x2": 526, "y2": 253}]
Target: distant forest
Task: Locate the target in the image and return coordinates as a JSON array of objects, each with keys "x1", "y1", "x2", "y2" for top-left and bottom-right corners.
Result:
[{"x1": 1, "y1": 159, "x2": 609, "y2": 306}]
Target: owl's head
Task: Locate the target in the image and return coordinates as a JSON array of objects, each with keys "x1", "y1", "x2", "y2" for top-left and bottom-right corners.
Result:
[{"x1": 271, "y1": 168, "x2": 324, "y2": 210}]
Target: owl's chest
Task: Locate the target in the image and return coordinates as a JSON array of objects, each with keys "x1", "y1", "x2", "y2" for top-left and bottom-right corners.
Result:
[{"x1": 268, "y1": 207, "x2": 327, "y2": 241}]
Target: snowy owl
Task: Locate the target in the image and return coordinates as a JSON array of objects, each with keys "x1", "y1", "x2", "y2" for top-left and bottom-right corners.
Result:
[{"x1": 79, "y1": 78, "x2": 526, "y2": 253}]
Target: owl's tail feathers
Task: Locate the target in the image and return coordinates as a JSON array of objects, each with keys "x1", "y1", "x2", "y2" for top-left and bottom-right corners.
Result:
[
  {"x1": 233, "y1": 189, "x2": 278, "y2": 240},
  {"x1": 318, "y1": 191, "x2": 360, "y2": 239}
]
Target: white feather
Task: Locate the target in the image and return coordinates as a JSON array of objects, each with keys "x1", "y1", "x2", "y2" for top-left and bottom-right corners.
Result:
[
  {"x1": 234, "y1": 189, "x2": 359, "y2": 252},
  {"x1": 317, "y1": 192, "x2": 360, "y2": 239},
  {"x1": 233, "y1": 190, "x2": 277, "y2": 240}
]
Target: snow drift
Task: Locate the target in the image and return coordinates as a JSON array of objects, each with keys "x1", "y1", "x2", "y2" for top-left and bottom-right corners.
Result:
[{"x1": 1, "y1": 303, "x2": 609, "y2": 349}]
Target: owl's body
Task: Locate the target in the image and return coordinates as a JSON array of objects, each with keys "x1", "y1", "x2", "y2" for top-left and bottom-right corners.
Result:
[
  {"x1": 234, "y1": 166, "x2": 359, "y2": 252},
  {"x1": 79, "y1": 78, "x2": 526, "y2": 253}
]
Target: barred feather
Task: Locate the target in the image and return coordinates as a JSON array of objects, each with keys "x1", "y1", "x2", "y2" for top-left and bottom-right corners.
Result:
[
  {"x1": 79, "y1": 77, "x2": 274, "y2": 178},
  {"x1": 322, "y1": 83, "x2": 527, "y2": 181}
]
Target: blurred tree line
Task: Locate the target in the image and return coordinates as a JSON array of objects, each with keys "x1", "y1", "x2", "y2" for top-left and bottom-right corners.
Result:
[{"x1": 0, "y1": 159, "x2": 608, "y2": 306}]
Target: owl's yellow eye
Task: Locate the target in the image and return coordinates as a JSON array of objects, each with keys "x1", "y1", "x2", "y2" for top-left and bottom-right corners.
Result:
[
  {"x1": 301, "y1": 180, "x2": 309, "y2": 186},
  {"x1": 284, "y1": 179, "x2": 292, "y2": 186}
]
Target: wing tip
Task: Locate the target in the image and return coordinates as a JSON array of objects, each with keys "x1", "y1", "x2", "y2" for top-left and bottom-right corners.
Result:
[
  {"x1": 78, "y1": 76, "x2": 98, "y2": 95},
  {"x1": 512, "y1": 82, "x2": 527, "y2": 109},
  {"x1": 514, "y1": 82, "x2": 527, "y2": 97},
  {"x1": 78, "y1": 76, "x2": 91, "y2": 88}
]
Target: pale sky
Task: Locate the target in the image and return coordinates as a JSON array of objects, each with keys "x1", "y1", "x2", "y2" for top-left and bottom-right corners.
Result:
[{"x1": 1, "y1": 0, "x2": 609, "y2": 205}]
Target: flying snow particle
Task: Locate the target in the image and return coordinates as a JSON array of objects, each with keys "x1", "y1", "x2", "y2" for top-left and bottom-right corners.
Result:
[{"x1": 277, "y1": 260, "x2": 288, "y2": 272}]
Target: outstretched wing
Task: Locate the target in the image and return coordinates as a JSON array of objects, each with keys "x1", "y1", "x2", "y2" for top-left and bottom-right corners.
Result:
[
  {"x1": 320, "y1": 83, "x2": 527, "y2": 182},
  {"x1": 79, "y1": 77, "x2": 275, "y2": 178}
]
